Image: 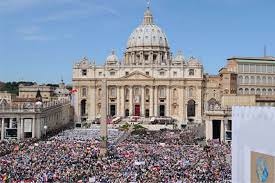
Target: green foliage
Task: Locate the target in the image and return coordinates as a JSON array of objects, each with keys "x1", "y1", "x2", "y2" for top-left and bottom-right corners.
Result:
[{"x1": 120, "y1": 123, "x2": 130, "y2": 131}]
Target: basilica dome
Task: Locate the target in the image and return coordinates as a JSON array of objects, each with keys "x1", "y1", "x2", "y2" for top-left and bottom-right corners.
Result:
[{"x1": 127, "y1": 8, "x2": 169, "y2": 49}]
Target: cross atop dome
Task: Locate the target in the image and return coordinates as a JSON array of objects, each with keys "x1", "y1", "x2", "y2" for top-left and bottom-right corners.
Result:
[{"x1": 143, "y1": 0, "x2": 153, "y2": 25}]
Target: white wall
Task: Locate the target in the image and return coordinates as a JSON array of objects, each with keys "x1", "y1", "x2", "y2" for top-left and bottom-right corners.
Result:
[{"x1": 232, "y1": 106, "x2": 275, "y2": 183}]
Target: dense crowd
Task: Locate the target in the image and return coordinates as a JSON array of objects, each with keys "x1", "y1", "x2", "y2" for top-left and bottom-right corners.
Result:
[{"x1": 0, "y1": 128, "x2": 231, "y2": 182}]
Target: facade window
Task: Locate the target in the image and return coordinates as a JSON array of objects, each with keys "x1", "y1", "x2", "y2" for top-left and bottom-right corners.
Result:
[
  {"x1": 245, "y1": 76, "x2": 249, "y2": 84},
  {"x1": 187, "y1": 100, "x2": 196, "y2": 117},
  {"x1": 82, "y1": 88, "x2": 87, "y2": 97},
  {"x1": 239, "y1": 88, "x2": 243, "y2": 94},
  {"x1": 250, "y1": 76, "x2": 255, "y2": 84},
  {"x1": 262, "y1": 76, "x2": 266, "y2": 84},
  {"x1": 256, "y1": 88, "x2": 261, "y2": 95},
  {"x1": 82, "y1": 69, "x2": 87, "y2": 76},
  {"x1": 268, "y1": 88, "x2": 272, "y2": 95},
  {"x1": 146, "y1": 71, "x2": 149, "y2": 75},
  {"x1": 244, "y1": 64, "x2": 249, "y2": 72},
  {"x1": 238, "y1": 64, "x2": 244, "y2": 73},
  {"x1": 250, "y1": 88, "x2": 255, "y2": 94},
  {"x1": 99, "y1": 72, "x2": 102, "y2": 76},
  {"x1": 173, "y1": 71, "x2": 177, "y2": 76},
  {"x1": 160, "y1": 71, "x2": 165, "y2": 76},
  {"x1": 189, "y1": 69, "x2": 194, "y2": 76},
  {"x1": 268, "y1": 77, "x2": 272, "y2": 84},
  {"x1": 256, "y1": 76, "x2": 261, "y2": 84},
  {"x1": 125, "y1": 71, "x2": 129, "y2": 76},
  {"x1": 110, "y1": 71, "x2": 115, "y2": 76},
  {"x1": 134, "y1": 87, "x2": 140, "y2": 96},
  {"x1": 159, "y1": 87, "x2": 166, "y2": 98},
  {"x1": 238, "y1": 76, "x2": 243, "y2": 84},
  {"x1": 273, "y1": 65, "x2": 275, "y2": 73},
  {"x1": 144, "y1": 55, "x2": 149, "y2": 61},
  {"x1": 262, "y1": 88, "x2": 267, "y2": 95},
  {"x1": 267, "y1": 65, "x2": 272, "y2": 73},
  {"x1": 110, "y1": 87, "x2": 116, "y2": 97},
  {"x1": 256, "y1": 65, "x2": 261, "y2": 73},
  {"x1": 244, "y1": 88, "x2": 249, "y2": 95},
  {"x1": 250, "y1": 64, "x2": 256, "y2": 72},
  {"x1": 262, "y1": 65, "x2": 267, "y2": 73}
]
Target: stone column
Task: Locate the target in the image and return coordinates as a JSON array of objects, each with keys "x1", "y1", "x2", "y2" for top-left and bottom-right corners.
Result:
[
  {"x1": 154, "y1": 86, "x2": 158, "y2": 116},
  {"x1": 141, "y1": 86, "x2": 145, "y2": 116},
  {"x1": 129, "y1": 86, "x2": 133, "y2": 116},
  {"x1": 1, "y1": 118, "x2": 4, "y2": 141},
  {"x1": 206, "y1": 120, "x2": 212, "y2": 141},
  {"x1": 17, "y1": 117, "x2": 21, "y2": 140},
  {"x1": 166, "y1": 86, "x2": 170, "y2": 116},
  {"x1": 221, "y1": 120, "x2": 225, "y2": 142},
  {"x1": 117, "y1": 86, "x2": 121, "y2": 117},
  {"x1": 90, "y1": 86, "x2": 96, "y2": 121},
  {"x1": 149, "y1": 86, "x2": 154, "y2": 117},
  {"x1": 121, "y1": 86, "x2": 125, "y2": 117},
  {"x1": 32, "y1": 118, "x2": 36, "y2": 138},
  {"x1": 21, "y1": 118, "x2": 24, "y2": 139}
]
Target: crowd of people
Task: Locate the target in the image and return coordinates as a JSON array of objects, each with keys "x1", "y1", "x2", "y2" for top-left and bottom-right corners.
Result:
[{"x1": 0, "y1": 127, "x2": 231, "y2": 182}]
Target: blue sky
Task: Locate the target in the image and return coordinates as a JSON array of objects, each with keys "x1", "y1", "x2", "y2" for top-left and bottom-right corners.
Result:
[{"x1": 1, "y1": 0, "x2": 275, "y2": 84}]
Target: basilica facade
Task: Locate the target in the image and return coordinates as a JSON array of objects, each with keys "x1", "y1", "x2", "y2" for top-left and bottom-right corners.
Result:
[{"x1": 72, "y1": 7, "x2": 204, "y2": 125}]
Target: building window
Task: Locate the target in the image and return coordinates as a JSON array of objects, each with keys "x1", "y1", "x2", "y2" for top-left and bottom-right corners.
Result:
[
  {"x1": 273, "y1": 65, "x2": 275, "y2": 73},
  {"x1": 262, "y1": 76, "x2": 266, "y2": 84},
  {"x1": 125, "y1": 71, "x2": 129, "y2": 76},
  {"x1": 110, "y1": 71, "x2": 115, "y2": 76},
  {"x1": 82, "y1": 88, "x2": 87, "y2": 97},
  {"x1": 160, "y1": 71, "x2": 165, "y2": 76},
  {"x1": 238, "y1": 76, "x2": 243, "y2": 84},
  {"x1": 99, "y1": 72, "x2": 102, "y2": 76},
  {"x1": 256, "y1": 88, "x2": 261, "y2": 95},
  {"x1": 159, "y1": 87, "x2": 166, "y2": 98},
  {"x1": 189, "y1": 69, "x2": 194, "y2": 76},
  {"x1": 146, "y1": 71, "x2": 149, "y2": 75},
  {"x1": 256, "y1": 65, "x2": 261, "y2": 73},
  {"x1": 262, "y1": 88, "x2": 267, "y2": 95},
  {"x1": 250, "y1": 76, "x2": 255, "y2": 84},
  {"x1": 244, "y1": 64, "x2": 249, "y2": 72},
  {"x1": 82, "y1": 69, "x2": 87, "y2": 76},
  {"x1": 244, "y1": 88, "x2": 249, "y2": 95},
  {"x1": 173, "y1": 71, "x2": 177, "y2": 76},
  {"x1": 268, "y1": 88, "x2": 272, "y2": 95},
  {"x1": 250, "y1": 64, "x2": 256, "y2": 73},
  {"x1": 110, "y1": 87, "x2": 116, "y2": 97},
  {"x1": 262, "y1": 65, "x2": 267, "y2": 73},
  {"x1": 267, "y1": 65, "x2": 272, "y2": 73},
  {"x1": 144, "y1": 55, "x2": 149, "y2": 61},
  {"x1": 239, "y1": 88, "x2": 243, "y2": 94},
  {"x1": 187, "y1": 100, "x2": 196, "y2": 117},
  {"x1": 238, "y1": 64, "x2": 244, "y2": 73},
  {"x1": 256, "y1": 76, "x2": 261, "y2": 84},
  {"x1": 250, "y1": 88, "x2": 255, "y2": 94},
  {"x1": 245, "y1": 76, "x2": 249, "y2": 84},
  {"x1": 268, "y1": 77, "x2": 272, "y2": 84}
]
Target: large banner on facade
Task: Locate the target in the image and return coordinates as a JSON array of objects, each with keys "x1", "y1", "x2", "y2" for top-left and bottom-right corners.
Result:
[
  {"x1": 232, "y1": 106, "x2": 275, "y2": 183},
  {"x1": 24, "y1": 119, "x2": 32, "y2": 133}
]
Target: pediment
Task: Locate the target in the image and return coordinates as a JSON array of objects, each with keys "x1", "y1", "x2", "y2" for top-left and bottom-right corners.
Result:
[{"x1": 121, "y1": 71, "x2": 154, "y2": 80}]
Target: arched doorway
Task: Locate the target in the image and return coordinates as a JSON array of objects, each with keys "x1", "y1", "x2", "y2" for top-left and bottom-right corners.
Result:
[
  {"x1": 187, "y1": 100, "x2": 195, "y2": 117},
  {"x1": 81, "y1": 99, "x2": 86, "y2": 116}
]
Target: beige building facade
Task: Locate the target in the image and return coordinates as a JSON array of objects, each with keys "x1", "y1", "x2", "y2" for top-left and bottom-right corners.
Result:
[{"x1": 73, "y1": 7, "x2": 203, "y2": 125}]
